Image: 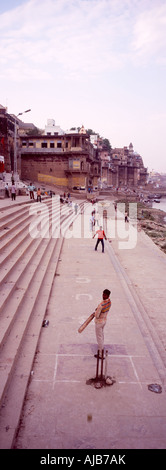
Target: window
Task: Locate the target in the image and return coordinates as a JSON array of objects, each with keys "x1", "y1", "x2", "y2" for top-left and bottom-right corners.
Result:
[
  {"x1": 57, "y1": 142, "x2": 62, "y2": 148},
  {"x1": 50, "y1": 142, "x2": 54, "y2": 148},
  {"x1": 73, "y1": 137, "x2": 79, "y2": 147},
  {"x1": 42, "y1": 142, "x2": 47, "y2": 148}
]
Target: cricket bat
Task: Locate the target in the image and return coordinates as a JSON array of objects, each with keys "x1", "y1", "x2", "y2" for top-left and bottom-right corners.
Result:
[{"x1": 78, "y1": 312, "x2": 95, "y2": 333}]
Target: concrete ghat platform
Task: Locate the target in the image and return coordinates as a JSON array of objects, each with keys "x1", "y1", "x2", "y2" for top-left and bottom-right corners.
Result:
[{"x1": 14, "y1": 213, "x2": 166, "y2": 450}]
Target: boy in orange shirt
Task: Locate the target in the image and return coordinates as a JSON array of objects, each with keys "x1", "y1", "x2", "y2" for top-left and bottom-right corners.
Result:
[{"x1": 93, "y1": 226, "x2": 107, "y2": 253}]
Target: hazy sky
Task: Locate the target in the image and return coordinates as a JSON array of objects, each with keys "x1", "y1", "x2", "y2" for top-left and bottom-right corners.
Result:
[{"x1": 0, "y1": 0, "x2": 166, "y2": 172}]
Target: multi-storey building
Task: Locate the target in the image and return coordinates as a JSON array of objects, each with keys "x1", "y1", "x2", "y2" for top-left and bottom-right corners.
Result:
[
  {"x1": 110, "y1": 143, "x2": 148, "y2": 187},
  {"x1": 0, "y1": 105, "x2": 36, "y2": 175},
  {"x1": 44, "y1": 118, "x2": 64, "y2": 136},
  {"x1": 0, "y1": 104, "x2": 15, "y2": 173},
  {"x1": 20, "y1": 128, "x2": 147, "y2": 189},
  {"x1": 89, "y1": 135, "x2": 148, "y2": 188},
  {"x1": 0, "y1": 105, "x2": 148, "y2": 189},
  {"x1": 20, "y1": 126, "x2": 100, "y2": 189}
]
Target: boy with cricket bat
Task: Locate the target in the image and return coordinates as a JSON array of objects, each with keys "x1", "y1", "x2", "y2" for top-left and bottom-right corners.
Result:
[{"x1": 94, "y1": 289, "x2": 111, "y2": 359}]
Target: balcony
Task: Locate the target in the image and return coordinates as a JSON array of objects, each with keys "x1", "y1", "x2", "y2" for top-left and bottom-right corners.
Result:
[
  {"x1": 21, "y1": 145, "x2": 91, "y2": 155},
  {"x1": 89, "y1": 170, "x2": 100, "y2": 177},
  {"x1": 65, "y1": 167, "x2": 88, "y2": 174},
  {"x1": 70, "y1": 146, "x2": 82, "y2": 152},
  {"x1": 21, "y1": 146, "x2": 64, "y2": 154}
]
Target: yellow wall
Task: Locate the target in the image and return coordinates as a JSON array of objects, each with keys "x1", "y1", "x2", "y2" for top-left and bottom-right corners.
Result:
[
  {"x1": 36, "y1": 141, "x2": 41, "y2": 149},
  {"x1": 38, "y1": 173, "x2": 68, "y2": 186},
  {"x1": 38, "y1": 173, "x2": 86, "y2": 188},
  {"x1": 93, "y1": 176, "x2": 98, "y2": 186},
  {"x1": 72, "y1": 175, "x2": 86, "y2": 186}
]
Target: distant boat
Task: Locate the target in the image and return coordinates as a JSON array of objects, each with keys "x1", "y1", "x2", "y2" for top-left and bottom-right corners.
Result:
[{"x1": 154, "y1": 199, "x2": 160, "y2": 203}]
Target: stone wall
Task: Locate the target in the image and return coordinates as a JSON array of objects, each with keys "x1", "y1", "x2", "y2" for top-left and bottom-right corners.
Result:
[{"x1": 21, "y1": 154, "x2": 87, "y2": 188}]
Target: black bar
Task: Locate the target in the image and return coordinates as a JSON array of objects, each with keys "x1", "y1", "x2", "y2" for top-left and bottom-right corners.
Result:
[
  {"x1": 101, "y1": 349, "x2": 104, "y2": 379},
  {"x1": 96, "y1": 349, "x2": 99, "y2": 379}
]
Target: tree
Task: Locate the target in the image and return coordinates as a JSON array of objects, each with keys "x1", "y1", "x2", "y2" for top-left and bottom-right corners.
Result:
[
  {"x1": 70, "y1": 127, "x2": 81, "y2": 132},
  {"x1": 102, "y1": 138, "x2": 112, "y2": 152},
  {"x1": 86, "y1": 129, "x2": 99, "y2": 136},
  {"x1": 26, "y1": 126, "x2": 43, "y2": 136}
]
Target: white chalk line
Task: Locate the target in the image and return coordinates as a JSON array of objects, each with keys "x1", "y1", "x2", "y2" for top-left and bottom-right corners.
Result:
[
  {"x1": 52, "y1": 353, "x2": 58, "y2": 389},
  {"x1": 31, "y1": 353, "x2": 154, "y2": 389},
  {"x1": 129, "y1": 356, "x2": 143, "y2": 389},
  {"x1": 31, "y1": 353, "x2": 148, "y2": 390}
]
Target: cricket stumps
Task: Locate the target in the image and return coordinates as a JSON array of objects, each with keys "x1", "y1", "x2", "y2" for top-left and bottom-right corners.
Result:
[{"x1": 86, "y1": 350, "x2": 116, "y2": 389}]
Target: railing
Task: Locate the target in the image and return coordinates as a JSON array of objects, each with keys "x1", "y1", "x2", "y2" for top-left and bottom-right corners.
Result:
[
  {"x1": 21, "y1": 147, "x2": 63, "y2": 153},
  {"x1": 21, "y1": 146, "x2": 90, "y2": 154}
]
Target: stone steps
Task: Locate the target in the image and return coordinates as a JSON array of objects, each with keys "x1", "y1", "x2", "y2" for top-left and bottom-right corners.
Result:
[{"x1": 0, "y1": 197, "x2": 87, "y2": 448}]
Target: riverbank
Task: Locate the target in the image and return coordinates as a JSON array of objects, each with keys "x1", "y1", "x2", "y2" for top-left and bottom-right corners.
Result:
[
  {"x1": 117, "y1": 198, "x2": 166, "y2": 254},
  {"x1": 139, "y1": 204, "x2": 166, "y2": 254}
]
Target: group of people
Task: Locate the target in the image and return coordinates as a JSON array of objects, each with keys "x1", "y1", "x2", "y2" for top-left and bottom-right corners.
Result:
[
  {"x1": 29, "y1": 184, "x2": 42, "y2": 202},
  {"x1": 87, "y1": 207, "x2": 112, "y2": 357},
  {"x1": 60, "y1": 194, "x2": 79, "y2": 215},
  {"x1": 5, "y1": 181, "x2": 43, "y2": 203},
  {"x1": 89, "y1": 203, "x2": 130, "y2": 356},
  {"x1": 4, "y1": 180, "x2": 111, "y2": 364},
  {"x1": 60, "y1": 192, "x2": 72, "y2": 205}
]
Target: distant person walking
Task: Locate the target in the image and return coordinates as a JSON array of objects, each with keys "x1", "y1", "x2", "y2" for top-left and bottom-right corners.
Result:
[
  {"x1": 93, "y1": 226, "x2": 107, "y2": 253},
  {"x1": 74, "y1": 203, "x2": 78, "y2": 214},
  {"x1": 11, "y1": 183, "x2": 16, "y2": 201},
  {"x1": 94, "y1": 289, "x2": 111, "y2": 358},
  {"x1": 95, "y1": 211, "x2": 99, "y2": 227},
  {"x1": 89, "y1": 213, "x2": 95, "y2": 232},
  {"x1": 114, "y1": 202, "x2": 117, "y2": 212}
]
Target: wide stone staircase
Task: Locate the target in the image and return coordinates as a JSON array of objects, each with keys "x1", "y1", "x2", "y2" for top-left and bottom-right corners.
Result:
[{"x1": 0, "y1": 196, "x2": 87, "y2": 448}]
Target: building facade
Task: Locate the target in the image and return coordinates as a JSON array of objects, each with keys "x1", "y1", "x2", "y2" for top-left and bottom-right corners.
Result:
[
  {"x1": 0, "y1": 105, "x2": 148, "y2": 189},
  {"x1": 110, "y1": 143, "x2": 148, "y2": 187},
  {"x1": 20, "y1": 129, "x2": 148, "y2": 189},
  {"x1": 0, "y1": 105, "x2": 15, "y2": 173},
  {"x1": 20, "y1": 130, "x2": 147, "y2": 189},
  {"x1": 20, "y1": 128, "x2": 100, "y2": 189}
]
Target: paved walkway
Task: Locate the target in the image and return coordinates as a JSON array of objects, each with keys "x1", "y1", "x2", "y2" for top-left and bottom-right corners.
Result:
[{"x1": 13, "y1": 204, "x2": 166, "y2": 450}]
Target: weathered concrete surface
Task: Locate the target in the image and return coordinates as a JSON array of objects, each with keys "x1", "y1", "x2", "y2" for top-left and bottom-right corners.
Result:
[{"x1": 13, "y1": 206, "x2": 166, "y2": 450}]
